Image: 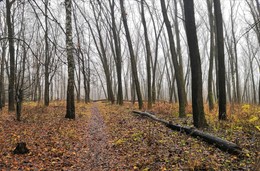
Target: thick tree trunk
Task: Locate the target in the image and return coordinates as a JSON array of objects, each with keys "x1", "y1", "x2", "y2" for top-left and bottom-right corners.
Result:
[
  {"x1": 141, "y1": 0, "x2": 152, "y2": 109},
  {"x1": 6, "y1": 0, "x2": 15, "y2": 111},
  {"x1": 65, "y1": 0, "x2": 75, "y2": 119},
  {"x1": 183, "y1": 0, "x2": 207, "y2": 128},
  {"x1": 214, "y1": 0, "x2": 226, "y2": 120},
  {"x1": 120, "y1": 0, "x2": 143, "y2": 109},
  {"x1": 133, "y1": 111, "x2": 242, "y2": 155},
  {"x1": 160, "y1": 0, "x2": 186, "y2": 117}
]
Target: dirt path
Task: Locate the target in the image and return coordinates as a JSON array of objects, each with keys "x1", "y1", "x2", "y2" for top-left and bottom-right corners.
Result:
[{"x1": 84, "y1": 103, "x2": 113, "y2": 170}]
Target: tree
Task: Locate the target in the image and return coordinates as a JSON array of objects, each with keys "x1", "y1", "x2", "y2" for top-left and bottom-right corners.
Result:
[
  {"x1": 109, "y1": 0, "x2": 123, "y2": 105},
  {"x1": 206, "y1": 0, "x2": 215, "y2": 110},
  {"x1": 44, "y1": 0, "x2": 50, "y2": 106},
  {"x1": 120, "y1": 0, "x2": 143, "y2": 109},
  {"x1": 90, "y1": 1, "x2": 115, "y2": 104},
  {"x1": 214, "y1": 0, "x2": 226, "y2": 120},
  {"x1": 6, "y1": 0, "x2": 15, "y2": 111},
  {"x1": 0, "y1": 41, "x2": 6, "y2": 109},
  {"x1": 65, "y1": 0, "x2": 75, "y2": 119},
  {"x1": 183, "y1": 0, "x2": 207, "y2": 128},
  {"x1": 140, "y1": 0, "x2": 152, "y2": 109},
  {"x1": 160, "y1": 0, "x2": 186, "y2": 117}
]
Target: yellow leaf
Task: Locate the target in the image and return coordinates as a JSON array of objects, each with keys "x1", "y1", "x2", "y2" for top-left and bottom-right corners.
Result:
[
  {"x1": 249, "y1": 116, "x2": 259, "y2": 122},
  {"x1": 255, "y1": 126, "x2": 260, "y2": 132},
  {"x1": 113, "y1": 139, "x2": 126, "y2": 145}
]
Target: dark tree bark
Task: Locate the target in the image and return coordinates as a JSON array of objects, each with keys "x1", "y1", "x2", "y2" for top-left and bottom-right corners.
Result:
[
  {"x1": 6, "y1": 0, "x2": 15, "y2": 111},
  {"x1": 65, "y1": 0, "x2": 75, "y2": 119},
  {"x1": 183, "y1": 0, "x2": 207, "y2": 128},
  {"x1": 141, "y1": 0, "x2": 152, "y2": 109},
  {"x1": 214, "y1": 0, "x2": 226, "y2": 120},
  {"x1": 160, "y1": 0, "x2": 186, "y2": 117},
  {"x1": 44, "y1": 0, "x2": 50, "y2": 106},
  {"x1": 120, "y1": 0, "x2": 143, "y2": 109},
  {"x1": 133, "y1": 111, "x2": 242, "y2": 155},
  {"x1": 109, "y1": 0, "x2": 123, "y2": 105},
  {"x1": 207, "y1": 0, "x2": 215, "y2": 110},
  {"x1": 0, "y1": 43, "x2": 6, "y2": 109}
]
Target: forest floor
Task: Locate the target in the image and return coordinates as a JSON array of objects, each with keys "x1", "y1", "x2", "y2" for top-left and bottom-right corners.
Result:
[{"x1": 0, "y1": 101, "x2": 259, "y2": 170}]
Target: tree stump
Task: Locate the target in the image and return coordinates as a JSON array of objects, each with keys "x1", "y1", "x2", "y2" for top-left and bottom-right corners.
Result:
[{"x1": 13, "y1": 142, "x2": 29, "y2": 154}]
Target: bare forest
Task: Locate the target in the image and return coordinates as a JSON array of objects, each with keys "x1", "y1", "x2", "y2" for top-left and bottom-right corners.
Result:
[{"x1": 0, "y1": 0, "x2": 259, "y2": 170}]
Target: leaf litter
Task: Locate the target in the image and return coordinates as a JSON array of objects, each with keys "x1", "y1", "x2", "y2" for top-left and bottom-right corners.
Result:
[{"x1": 0, "y1": 101, "x2": 259, "y2": 170}]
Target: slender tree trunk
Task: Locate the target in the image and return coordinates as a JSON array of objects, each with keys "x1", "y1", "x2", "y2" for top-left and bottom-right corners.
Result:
[
  {"x1": 44, "y1": 0, "x2": 50, "y2": 106},
  {"x1": 183, "y1": 0, "x2": 207, "y2": 128},
  {"x1": 73, "y1": 6, "x2": 82, "y2": 103},
  {"x1": 110, "y1": 0, "x2": 123, "y2": 105},
  {"x1": 214, "y1": 0, "x2": 226, "y2": 120},
  {"x1": 141, "y1": 0, "x2": 152, "y2": 109},
  {"x1": 65, "y1": 0, "x2": 75, "y2": 119},
  {"x1": 248, "y1": 44, "x2": 257, "y2": 104},
  {"x1": 174, "y1": 0, "x2": 187, "y2": 105},
  {"x1": 229, "y1": 0, "x2": 240, "y2": 103},
  {"x1": 89, "y1": 2, "x2": 114, "y2": 104},
  {"x1": 207, "y1": 0, "x2": 215, "y2": 110},
  {"x1": 6, "y1": 0, "x2": 15, "y2": 111},
  {"x1": 120, "y1": 0, "x2": 143, "y2": 109},
  {"x1": 0, "y1": 44, "x2": 6, "y2": 109},
  {"x1": 160, "y1": 0, "x2": 186, "y2": 117}
]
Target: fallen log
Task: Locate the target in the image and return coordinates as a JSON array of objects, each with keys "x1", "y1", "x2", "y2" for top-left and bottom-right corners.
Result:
[{"x1": 133, "y1": 110, "x2": 242, "y2": 155}]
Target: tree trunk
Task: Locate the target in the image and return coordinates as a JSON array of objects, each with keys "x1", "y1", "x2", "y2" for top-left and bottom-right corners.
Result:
[
  {"x1": 6, "y1": 0, "x2": 15, "y2": 111},
  {"x1": 141, "y1": 0, "x2": 152, "y2": 109},
  {"x1": 160, "y1": 0, "x2": 186, "y2": 117},
  {"x1": 89, "y1": 1, "x2": 114, "y2": 104},
  {"x1": 0, "y1": 43, "x2": 6, "y2": 109},
  {"x1": 183, "y1": 0, "x2": 207, "y2": 128},
  {"x1": 133, "y1": 111, "x2": 241, "y2": 155},
  {"x1": 44, "y1": 0, "x2": 50, "y2": 107},
  {"x1": 120, "y1": 0, "x2": 143, "y2": 109},
  {"x1": 65, "y1": 0, "x2": 75, "y2": 119},
  {"x1": 110, "y1": 0, "x2": 123, "y2": 105},
  {"x1": 207, "y1": 0, "x2": 215, "y2": 110},
  {"x1": 214, "y1": 0, "x2": 226, "y2": 120},
  {"x1": 174, "y1": 0, "x2": 187, "y2": 105}
]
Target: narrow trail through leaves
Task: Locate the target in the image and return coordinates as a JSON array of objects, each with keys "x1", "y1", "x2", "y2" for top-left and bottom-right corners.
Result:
[{"x1": 85, "y1": 103, "x2": 112, "y2": 170}]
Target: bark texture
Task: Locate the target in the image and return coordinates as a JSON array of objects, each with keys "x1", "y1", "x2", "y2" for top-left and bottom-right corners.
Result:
[
  {"x1": 214, "y1": 0, "x2": 226, "y2": 120},
  {"x1": 183, "y1": 0, "x2": 207, "y2": 128},
  {"x1": 6, "y1": 0, "x2": 15, "y2": 111},
  {"x1": 65, "y1": 0, "x2": 75, "y2": 119}
]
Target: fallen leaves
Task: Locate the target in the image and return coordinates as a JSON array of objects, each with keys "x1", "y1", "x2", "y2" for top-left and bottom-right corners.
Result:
[
  {"x1": 99, "y1": 102, "x2": 259, "y2": 170},
  {"x1": 0, "y1": 101, "x2": 259, "y2": 170},
  {"x1": 0, "y1": 101, "x2": 91, "y2": 170}
]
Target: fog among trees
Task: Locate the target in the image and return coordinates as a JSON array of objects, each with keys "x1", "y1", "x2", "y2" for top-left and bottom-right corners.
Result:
[{"x1": 0, "y1": 0, "x2": 259, "y2": 122}]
